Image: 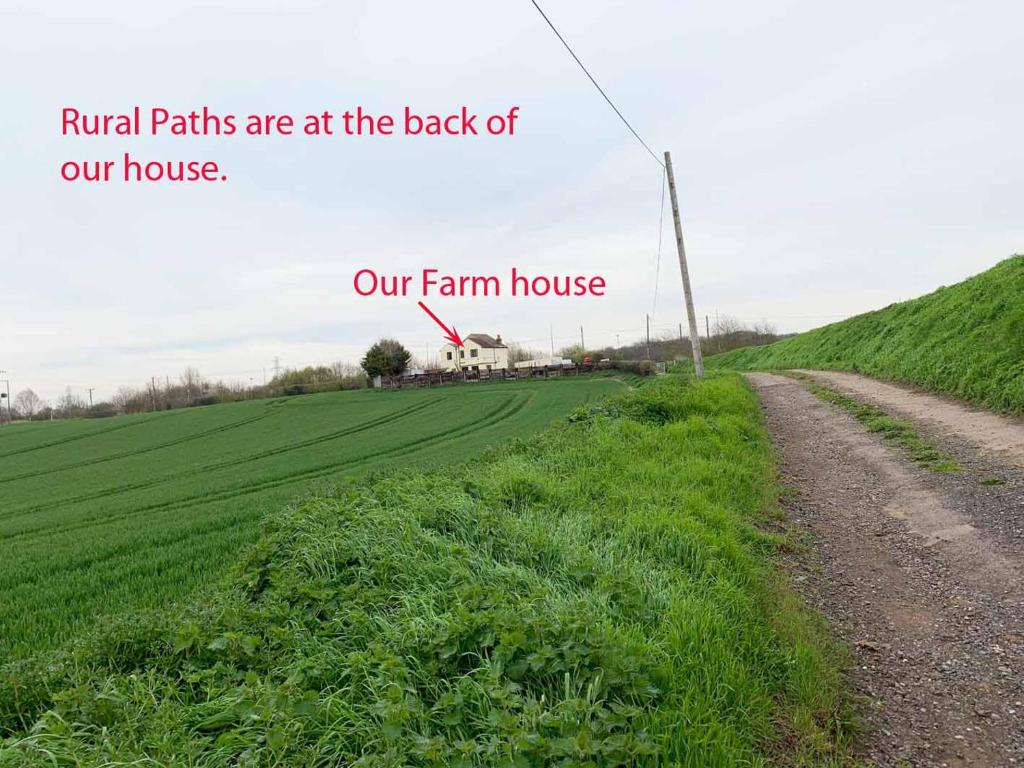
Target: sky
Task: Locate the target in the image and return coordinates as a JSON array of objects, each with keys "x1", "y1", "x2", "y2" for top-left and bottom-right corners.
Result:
[{"x1": 1, "y1": 0, "x2": 1021, "y2": 403}]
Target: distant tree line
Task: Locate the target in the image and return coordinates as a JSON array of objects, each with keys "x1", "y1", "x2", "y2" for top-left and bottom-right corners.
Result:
[
  {"x1": 1, "y1": 387, "x2": 89, "y2": 422},
  {"x1": 268, "y1": 362, "x2": 368, "y2": 396},
  {"x1": 4, "y1": 360, "x2": 372, "y2": 423},
  {"x1": 558, "y1": 315, "x2": 784, "y2": 365}
]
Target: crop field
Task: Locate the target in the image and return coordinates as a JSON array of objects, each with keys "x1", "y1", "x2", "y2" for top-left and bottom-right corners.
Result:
[
  {"x1": 0, "y1": 374, "x2": 849, "y2": 765},
  {"x1": 0, "y1": 378, "x2": 623, "y2": 661}
]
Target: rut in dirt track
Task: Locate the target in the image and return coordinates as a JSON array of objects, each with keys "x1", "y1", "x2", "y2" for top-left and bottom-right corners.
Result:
[{"x1": 747, "y1": 373, "x2": 1024, "y2": 768}]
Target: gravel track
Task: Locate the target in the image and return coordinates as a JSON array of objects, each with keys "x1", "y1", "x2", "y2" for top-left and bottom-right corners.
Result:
[
  {"x1": 794, "y1": 370, "x2": 1024, "y2": 468},
  {"x1": 748, "y1": 373, "x2": 1024, "y2": 767}
]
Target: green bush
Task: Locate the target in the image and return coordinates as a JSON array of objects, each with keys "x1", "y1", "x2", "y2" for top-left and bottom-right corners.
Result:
[{"x1": 609, "y1": 360, "x2": 654, "y2": 376}]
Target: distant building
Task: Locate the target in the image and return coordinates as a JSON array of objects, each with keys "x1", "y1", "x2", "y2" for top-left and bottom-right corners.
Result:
[{"x1": 440, "y1": 333, "x2": 509, "y2": 373}]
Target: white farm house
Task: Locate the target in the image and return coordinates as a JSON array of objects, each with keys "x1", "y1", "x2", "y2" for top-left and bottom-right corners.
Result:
[{"x1": 439, "y1": 334, "x2": 509, "y2": 373}]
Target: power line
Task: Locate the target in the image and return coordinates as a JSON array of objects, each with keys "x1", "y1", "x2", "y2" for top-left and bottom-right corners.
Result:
[
  {"x1": 652, "y1": 166, "x2": 667, "y2": 315},
  {"x1": 528, "y1": 0, "x2": 664, "y2": 168}
]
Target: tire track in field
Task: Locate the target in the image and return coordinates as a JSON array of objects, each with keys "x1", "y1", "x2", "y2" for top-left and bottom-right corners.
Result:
[
  {"x1": 194, "y1": 397, "x2": 442, "y2": 472},
  {"x1": 0, "y1": 402, "x2": 286, "y2": 483},
  {"x1": 0, "y1": 391, "x2": 532, "y2": 554},
  {"x1": 0, "y1": 398, "x2": 292, "y2": 462},
  {"x1": 0, "y1": 398, "x2": 438, "y2": 523},
  {"x1": 0, "y1": 413, "x2": 170, "y2": 459}
]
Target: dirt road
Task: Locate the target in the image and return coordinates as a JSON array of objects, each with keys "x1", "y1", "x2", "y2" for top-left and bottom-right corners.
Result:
[
  {"x1": 794, "y1": 370, "x2": 1024, "y2": 468},
  {"x1": 747, "y1": 373, "x2": 1024, "y2": 767}
]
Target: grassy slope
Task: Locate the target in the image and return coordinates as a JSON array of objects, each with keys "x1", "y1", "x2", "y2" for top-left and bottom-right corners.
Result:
[
  {"x1": 709, "y1": 255, "x2": 1024, "y2": 413},
  {"x1": 0, "y1": 375, "x2": 848, "y2": 766},
  {"x1": 0, "y1": 378, "x2": 622, "y2": 661}
]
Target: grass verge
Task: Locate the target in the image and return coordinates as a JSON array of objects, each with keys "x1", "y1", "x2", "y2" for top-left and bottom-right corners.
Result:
[{"x1": 0, "y1": 374, "x2": 852, "y2": 766}]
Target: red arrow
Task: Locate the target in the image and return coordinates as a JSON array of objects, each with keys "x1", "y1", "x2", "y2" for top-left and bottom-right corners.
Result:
[{"x1": 418, "y1": 300, "x2": 464, "y2": 347}]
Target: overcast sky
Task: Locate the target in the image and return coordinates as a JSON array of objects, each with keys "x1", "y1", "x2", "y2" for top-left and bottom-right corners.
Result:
[{"x1": 2, "y1": 0, "x2": 1021, "y2": 402}]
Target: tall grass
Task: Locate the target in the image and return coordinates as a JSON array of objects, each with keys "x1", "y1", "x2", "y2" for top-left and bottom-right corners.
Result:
[
  {"x1": 709, "y1": 255, "x2": 1024, "y2": 414},
  {"x1": 0, "y1": 375, "x2": 849, "y2": 766}
]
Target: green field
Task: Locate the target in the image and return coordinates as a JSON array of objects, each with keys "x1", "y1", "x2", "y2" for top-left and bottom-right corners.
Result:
[
  {"x1": 709, "y1": 255, "x2": 1024, "y2": 413},
  {"x1": 0, "y1": 378, "x2": 623, "y2": 661},
  {"x1": 0, "y1": 374, "x2": 849, "y2": 765}
]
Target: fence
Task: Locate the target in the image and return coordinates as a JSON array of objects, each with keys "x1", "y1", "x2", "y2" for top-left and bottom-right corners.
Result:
[{"x1": 373, "y1": 360, "x2": 643, "y2": 390}]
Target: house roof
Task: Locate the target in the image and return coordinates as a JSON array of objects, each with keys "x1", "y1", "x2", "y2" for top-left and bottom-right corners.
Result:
[{"x1": 466, "y1": 333, "x2": 506, "y2": 348}]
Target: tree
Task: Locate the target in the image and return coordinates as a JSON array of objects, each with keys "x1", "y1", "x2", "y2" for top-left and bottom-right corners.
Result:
[
  {"x1": 330, "y1": 361, "x2": 361, "y2": 379},
  {"x1": 507, "y1": 343, "x2": 544, "y2": 364},
  {"x1": 56, "y1": 387, "x2": 86, "y2": 418},
  {"x1": 112, "y1": 385, "x2": 150, "y2": 414},
  {"x1": 271, "y1": 365, "x2": 335, "y2": 395},
  {"x1": 180, "y1": 367, "x2": 203, "y2": 405},
  {"x1": 558, "y1": 344, "x2": 586, "y2": 364},
  {"x1": 13, "y1": 389, "x2": 43, "y2": 420},
  {"x1": 360, "y1": 338, "x2": 411, "y2": 377}
]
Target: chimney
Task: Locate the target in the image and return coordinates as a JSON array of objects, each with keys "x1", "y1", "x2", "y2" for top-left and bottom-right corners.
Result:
[{"x1": 496, "y1": 334, "x2": 502, "y2": 344}]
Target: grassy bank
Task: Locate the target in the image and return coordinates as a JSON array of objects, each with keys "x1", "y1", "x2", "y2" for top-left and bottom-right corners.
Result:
[
  {"x1": 709, "y1": 255, "x2": 1024, "y2": 414},
  {"x1": 0, "y1": 375, "x2": 849, "y2": 766}
]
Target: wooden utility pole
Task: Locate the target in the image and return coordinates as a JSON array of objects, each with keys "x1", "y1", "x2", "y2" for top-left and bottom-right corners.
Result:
[
  {"x1": 645, "y1": 314, "x2": 651, "y2": 360},
  {"x1": 0, "y1": 373, "x2": 8, "y2": 425},
  {"x1": 580, "y1": 325, "x2": 585, "y2": 350},
  {"x1": 664, "y1": 151, "x2": 704, "y2": 379}
]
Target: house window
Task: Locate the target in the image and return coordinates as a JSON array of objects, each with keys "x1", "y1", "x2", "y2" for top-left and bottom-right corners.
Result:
[
  {"x1": 470, "y1": 349, "x2": 478, "y2": 358},
  {"x1": 459, "y1": 349, "x2": 465, "y2": 358},
  {"x1": 446, "y1": 351, "x2": 452, "y2": 360}
]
